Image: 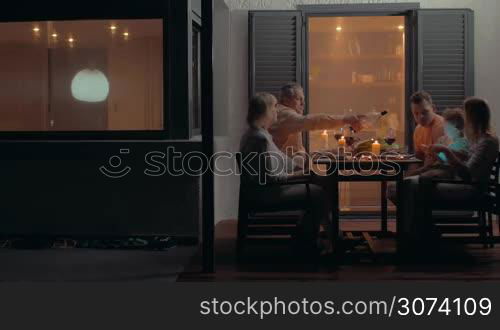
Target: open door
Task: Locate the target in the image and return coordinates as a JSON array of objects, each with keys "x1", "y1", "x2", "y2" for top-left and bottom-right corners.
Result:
[{"x1": 307, "y1": 15, "x2": 408, "y2": 212}]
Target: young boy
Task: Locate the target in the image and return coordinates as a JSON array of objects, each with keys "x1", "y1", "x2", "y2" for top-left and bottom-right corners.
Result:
[{"x1": 416, "y1": 108, "x2": 469, "y2": 179}]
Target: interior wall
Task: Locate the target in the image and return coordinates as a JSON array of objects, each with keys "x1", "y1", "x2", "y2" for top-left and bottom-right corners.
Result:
[
  {"x1": 214, "y1": 0, "x2": 500, "y2": 223},
  {"x1": 108, "y1": 37, "x2": 163, "y2": 130},
  {"x1": 0, "y1": 44, "x2": 48, "y2": 131}
]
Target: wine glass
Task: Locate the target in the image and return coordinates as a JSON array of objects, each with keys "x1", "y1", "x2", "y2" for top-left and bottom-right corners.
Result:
[
  {"x1": 344, "y1": 126, "x2": 356, "y2": 152},
  {"x1": 384, "y1": 128, "x2": 396, "y2": 151}
]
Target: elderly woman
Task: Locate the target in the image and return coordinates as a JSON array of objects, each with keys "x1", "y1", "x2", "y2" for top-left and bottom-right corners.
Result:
[
  {"x1": 401, "y1": 97, "x2": 499, "y2": 249},
  {"x1": 239, "y1": 92, "x2": 332, "y2": 255}
]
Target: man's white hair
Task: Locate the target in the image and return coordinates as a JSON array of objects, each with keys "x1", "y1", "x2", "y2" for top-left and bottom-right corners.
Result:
[{"x1": 279, "y1": 83, "x2": 303, "y2": 103}]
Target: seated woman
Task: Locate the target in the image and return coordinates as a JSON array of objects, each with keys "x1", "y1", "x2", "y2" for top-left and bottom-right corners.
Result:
[
  {"x1": 239, "y1": 92, "x2": 332, "y2": 254},
  {"x1": 400, "y1": 97, "x2": 499, "y2": 248}
]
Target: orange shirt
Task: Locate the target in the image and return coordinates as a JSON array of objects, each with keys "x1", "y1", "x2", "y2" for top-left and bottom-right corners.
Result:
[{"x1": 413, "y1": 115, "x2": 445, "y2": 160}]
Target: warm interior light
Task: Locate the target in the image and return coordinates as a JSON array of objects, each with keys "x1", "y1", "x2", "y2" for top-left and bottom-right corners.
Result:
[
  {"x1": 398, "y1": 25, "x2": 404, "y2": 30},
  {"x1": 33, "y1": 27, "x2": 40, "y2": 32},
  {"x1": 71, "y1": 69, "x2": 110, "y2": 103},
  {"x1": 336, "y1": 26, "x2": 342, "y2": 32},
  {"x1": 68, "y1": 37, "x2": 75, "y2": 43},
  {"x1": 110, "y1": 25, "x2": 117, "y2": 30},
  {"x1": 52, "y1": 33, "x2": 58, "y2": 38},
  {"x1": 123, "y1": 32, "x2": 129, "y2": 36}
]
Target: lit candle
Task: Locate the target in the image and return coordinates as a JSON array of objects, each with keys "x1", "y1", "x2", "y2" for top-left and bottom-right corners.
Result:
[
  {"x1": 338, "y1": 135, "x2": 346, "y2": 151},
  {"x1": 321, "y1": 130, "x2": 329, "y2": 150},
  {"x1": 372, "y1": 140, "x2": 381, "y2": 156}
]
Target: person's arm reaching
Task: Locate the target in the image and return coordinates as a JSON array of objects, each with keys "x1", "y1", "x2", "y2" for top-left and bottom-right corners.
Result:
[{"x1": 277, "y1": 110, "x2": 361, "y2": 136}]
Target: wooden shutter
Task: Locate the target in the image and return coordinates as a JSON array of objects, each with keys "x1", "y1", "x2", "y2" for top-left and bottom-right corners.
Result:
[
  {"x1": 418, "y1": 9, "x2": 474, "y2": 112},
  {"x1": 249, "y1": 11, "x2": 303, "y2": 97}
]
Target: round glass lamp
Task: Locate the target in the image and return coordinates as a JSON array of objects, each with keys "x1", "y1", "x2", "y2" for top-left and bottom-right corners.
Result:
[{"x1": 71, "y1": 69, "x2": 110, "y2": 103}]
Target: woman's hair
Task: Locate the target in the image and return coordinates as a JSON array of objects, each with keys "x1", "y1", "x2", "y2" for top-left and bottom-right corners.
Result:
[
  {"x1": 247, "y1": 92, "x2": 276, "y2": 127},
  {"x1": 442, "y1": 107, "x2": 465, "y2": 131},
  {"x1": 464, "y1": 97, "x2": 492, "y2": 142}
]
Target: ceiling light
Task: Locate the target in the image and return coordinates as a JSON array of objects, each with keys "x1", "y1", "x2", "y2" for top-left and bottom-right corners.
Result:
[
  {"x1": 68, "y1": 37, "x2": 75, "y2": 43},
  {"x1": 33, "y1": 27, "x2": 40, "y2": 32},
  {"x1": 336, "y1": 26, "x2": 342, "y2": 32},
  {"x1": 52, "y1": 33, "x2": 58, "y2": 38},
  {"x1": 110, "y1": 25, "x2": 117, "y2": 30},
  {"x1": 123, "y1": 32, "x2": 129, "y2": 37},
  {"x1": 398, "y1": 25, "x2": 405, "y2": 30}
]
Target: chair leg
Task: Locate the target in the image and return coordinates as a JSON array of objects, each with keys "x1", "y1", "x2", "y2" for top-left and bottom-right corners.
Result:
[
  {"x1": 487, "y1": 212, "x2": 494, "y2": 248},
  {"x1": 479, "y1": 212, "x2": 488, "y2": 249},
  {"x1": 236, "y1": 210, "x2": 248, "y2": 259},
  {"x1": 498, "y1": 213, "x2": 500, "y2": 246}
]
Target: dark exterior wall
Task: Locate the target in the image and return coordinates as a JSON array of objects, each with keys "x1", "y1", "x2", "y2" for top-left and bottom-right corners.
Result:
[
  {"x1": 0, "y1": 141, "x2": 201, "y2": 237},
  {"x1": 0, "y1": 0, "x2": 202, "y2": 238}
]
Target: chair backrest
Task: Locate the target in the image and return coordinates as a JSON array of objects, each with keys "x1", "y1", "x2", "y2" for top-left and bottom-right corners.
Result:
[
  {"x1": 488, "y1": 152, "x2": 500, "y2": 195},
  {"x1": 236, "y1": 152, "x2": 257, "y2": 212},
  {"x1": 236, "y1": 152, "x2": 242, "y2": 174}
]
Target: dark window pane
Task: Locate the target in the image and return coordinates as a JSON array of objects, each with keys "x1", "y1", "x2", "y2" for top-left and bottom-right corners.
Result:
[{"x1": 192, "y1": 24, "x2": 201, "y2": 133}]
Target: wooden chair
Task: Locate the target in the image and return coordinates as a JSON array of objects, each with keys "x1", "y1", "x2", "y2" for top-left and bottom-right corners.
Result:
[
  {"x1": 423, "y1": 152, "x2": 500, "y2": 247},
  {"x1": 486, "y1": 153, "x2": 500, "y2": 246},
  {"x1": 236, "y1": 154, "x2": 313, "y2": 258}
]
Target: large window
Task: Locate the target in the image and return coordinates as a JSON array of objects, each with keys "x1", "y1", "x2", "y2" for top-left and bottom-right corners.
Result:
[
  {"x1": 0, "y1": 19, "x2": 163, "y2": 132},
  {"x1": 308, "y1": 16, "x2": 406, "y2": 211}
]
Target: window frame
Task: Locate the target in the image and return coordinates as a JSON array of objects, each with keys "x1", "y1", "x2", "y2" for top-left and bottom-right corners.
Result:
[
  {"x1": 299, "y1": 3, "x2": 420, "y2": 153},
  {"x1": 191, "y1": 21, "x2": 202, "y2": 137},
  {"x1": 0, "y1": 0, "x2": 193, "y2": 140}
]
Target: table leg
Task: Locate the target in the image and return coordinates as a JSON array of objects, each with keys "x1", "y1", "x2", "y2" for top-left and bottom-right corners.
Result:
[
  {"x1": 328, "y1": 168, "x2": 340, "y2": 244},
  {"x1": 332, "y1": 175, "x2": 340, "y2": 240},
  {"x1": 381, "y1": 181, "x2": 388, "y2": 233},
  {"x1": 395, "y1": 174, "x2": 404, "y2": 255}
]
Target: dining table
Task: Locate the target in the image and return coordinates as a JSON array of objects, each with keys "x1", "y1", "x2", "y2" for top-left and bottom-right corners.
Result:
[{"x1": 313, "y1": 153, "x2": 423, "y2": 254}]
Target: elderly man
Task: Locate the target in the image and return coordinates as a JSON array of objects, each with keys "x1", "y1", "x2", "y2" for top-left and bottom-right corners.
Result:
[{"x1": 269, "y1": 83, "x2": 363, "y2": 160}]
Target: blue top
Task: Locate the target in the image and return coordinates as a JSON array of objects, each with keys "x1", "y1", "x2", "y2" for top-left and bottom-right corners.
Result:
[
  {"x1": 437, "y1": 122, "x2": 469, "y2": 164},
  {"x1": 437, "y1": 137, "x2": 469, "y2": 164}
]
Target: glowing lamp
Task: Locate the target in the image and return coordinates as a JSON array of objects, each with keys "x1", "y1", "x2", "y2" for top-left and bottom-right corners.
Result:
[{"x1": 71, "y1": 69, "x2": 110, "y2": 103}]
